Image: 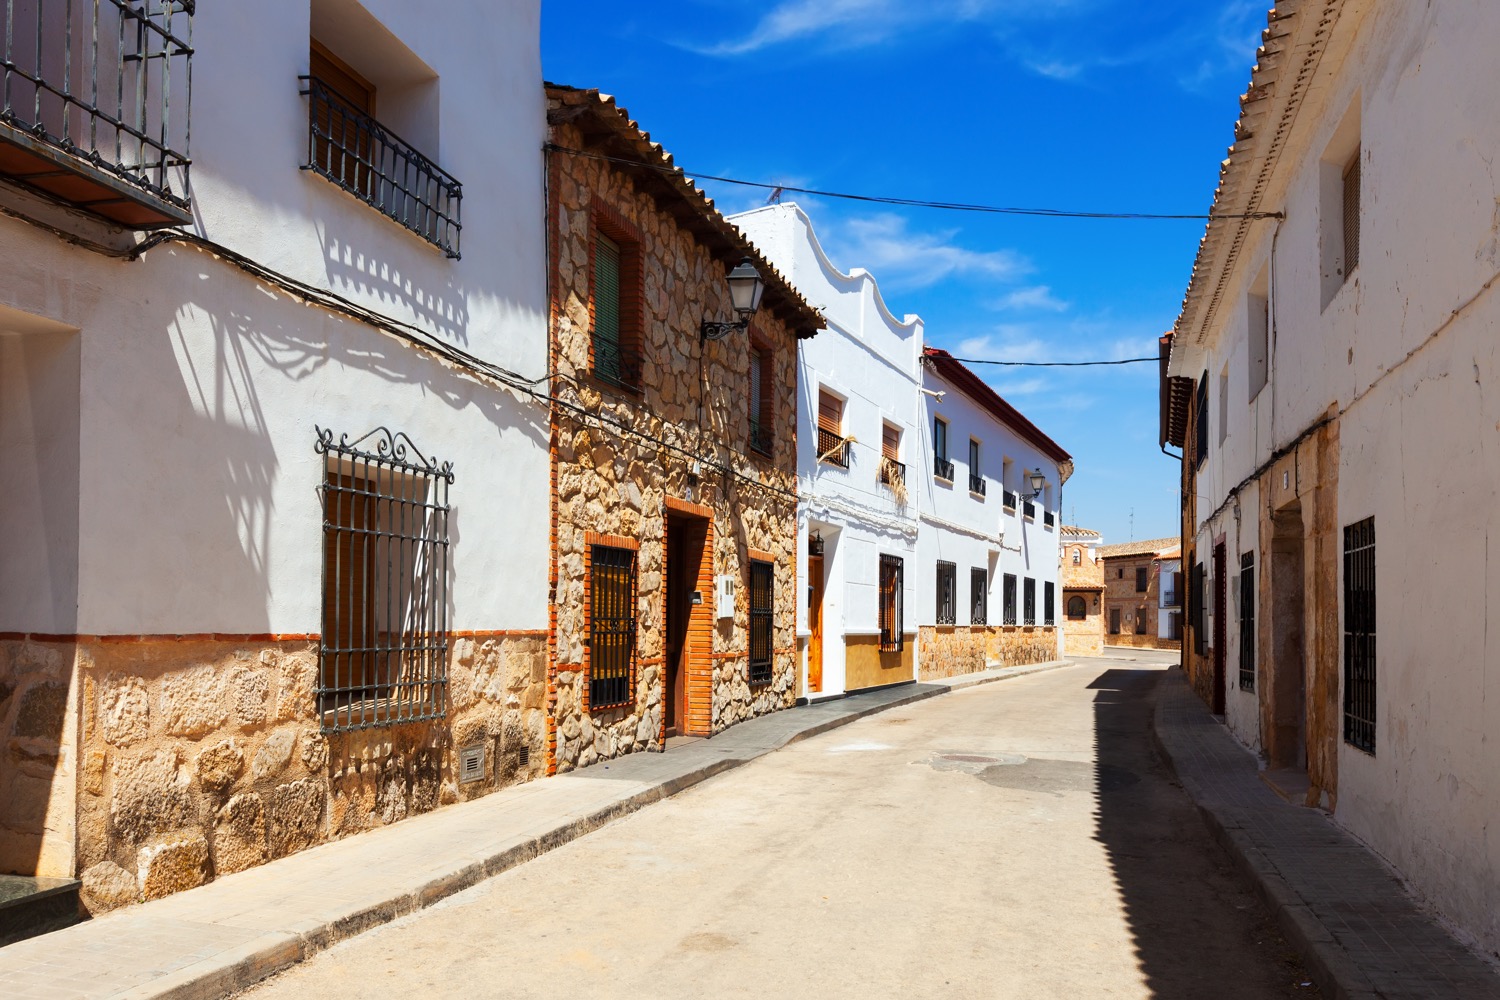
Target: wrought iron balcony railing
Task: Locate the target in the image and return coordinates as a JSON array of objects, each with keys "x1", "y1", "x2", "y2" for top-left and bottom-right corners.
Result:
[
  {"x1": 969, "y1": 473, "x2": 986, "y2": 495},
  {"x1": 301, "y1": 76, "x2": 462, "y2": 258},
  {"x1": 591, "y1": 334, "x2": 642, "y2": 390},
  {"x1": 934, "y1": 457, "x2": 954, "y2": 482},
  {"x1": 749, "y1": 417, "x2": 773, "y2": 457},
  {"x1": 1161, "y1": 589, "x2": 1180, "y2": 608},
  {"x1": 817, "y1": 425, "x2": 848, "y2": 467},
  {"x1": 1002, "y1": 489, "x2": 1017, "y2": 511},
  {"x1": 880, "y1": 457, "x2": 906, "y2": 486},
  {"x1": 1043, "y1": 510, "x2": 1055, "y2": 528},
  {"x1": 0, "y1": 0, "x2": 193, "y2": 227},
  {"x1": 1023, "y1": 500, "x2": 1036, "y2": 519}
]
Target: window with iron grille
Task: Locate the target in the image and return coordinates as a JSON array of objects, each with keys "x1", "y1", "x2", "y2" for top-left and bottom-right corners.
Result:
[
  {"x1": 1135, "y1": 566, "x2": 1148, "y2": 592},
  {"x1": 749, "y1": 344, "x2": 774, "y2": 456},
  {"x1": 590, "y1": 227, "x2": 644, "y2": 390},
  {"x1": 748, "y1": 560, "x2": 773, "y2": 685},
  {"x1": 817, "y1": 390, "x2": 848, "y2": 467},
  {"x1": 590, "y1": 545, "x2": 637, "y2": 710},
  {"x1": 879, "y1": 555, "x2": 904, "y2": 652},
  {"x1": 316, "y1": 427, "x2": 452, "y2": 734},
  {"x1": 1195, "y1": 373, "x2": 1209, "y2": 468},
  {"x1": 935, "y1": 561, "x2": 956, "y2": 625},
  {"x1": 1239, "y1": 552, "x2": 1256, "y2": 691},
  {"x1": 968, "y1": 438, "x2": 985, "y2": 494},
  {"x1": 1343, "y1": 517, "x2": 1376, "y2": 754},
  {"x1": 1190, "y1": 561, "x2": 1205, "y2": 655},
  {"x1": 1023, "y1": 578, "x2": 1036, "y2": 626},
  {"x1": 302, "y1": 52, "x2": 461, "y2": 258},
  {"x1": 1002, "y1": 574, "x2": 1017, "y2": 625},
  {"x1": 970, "y1": 567, "x2": 987, "y2": 625},
  {"x1": 933, "y1": 417, "x2": 953, "y2": 480},
  {"x1": 0, "y1": 0, "x2": 194, "y2": 227},
  {"x1": 1342, "y1": 152, "x2": 1361, "y2": 280},
  {"x1": 1044, "y1": 582, "x2": 1055, "y2": 626}
]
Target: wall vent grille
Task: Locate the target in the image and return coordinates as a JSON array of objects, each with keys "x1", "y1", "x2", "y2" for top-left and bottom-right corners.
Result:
[
  {"x1": 518, "y1": 745, "x2": 531, "y2": 767},
  {"x1": 459, "y1": 744, "x2": 485, "y2": 783}
]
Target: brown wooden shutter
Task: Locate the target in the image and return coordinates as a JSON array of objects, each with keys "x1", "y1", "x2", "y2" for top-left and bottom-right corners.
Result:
[
  {"x1": 310, "y1": 42, "x2": 375, "y2": 197},
  {"x1": 1342, "y1": 152, "x2": 1361, "y2": 276},
  {"x1": 818, "y1": 390, "x2": 842, "y2": 435},
  {"x1": 882, "y1": 423, "x2": 899, "y2": 461}
]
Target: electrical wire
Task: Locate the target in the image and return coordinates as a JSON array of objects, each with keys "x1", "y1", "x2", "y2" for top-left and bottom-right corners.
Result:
[
  {"x1": 543, "y1": 144, "x2": 1285, "y2": 222},
  {"x1": 945, "y1": 356, "x2": 1157, "y2": 367}
]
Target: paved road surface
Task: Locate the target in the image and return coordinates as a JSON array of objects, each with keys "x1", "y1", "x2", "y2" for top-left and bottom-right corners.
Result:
[{"x1": 240, "y1": 655, "x2": 1319, "y2": 999}]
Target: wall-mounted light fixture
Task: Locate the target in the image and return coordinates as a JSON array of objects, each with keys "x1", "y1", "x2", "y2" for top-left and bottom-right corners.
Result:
[
  {"x1": 1020, "y1": 469, "x2": 1047, "y2": 501},
  {"x1": 701, "y1": 258, "x2": 766, "y2": 341}
]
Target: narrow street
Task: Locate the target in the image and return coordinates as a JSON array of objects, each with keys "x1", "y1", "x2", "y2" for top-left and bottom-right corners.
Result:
[{"x1": 240, "y1": 656, "x2": 1318, "y2": 1000}]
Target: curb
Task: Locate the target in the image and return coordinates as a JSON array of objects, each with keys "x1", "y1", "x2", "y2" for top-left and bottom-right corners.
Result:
[
  {"x1": 1147, "y1": 671, "x2": 1378, "y2": 1000},
  {"x1": 169, "y1": 660, "x2": 1070, "y2": 998}
]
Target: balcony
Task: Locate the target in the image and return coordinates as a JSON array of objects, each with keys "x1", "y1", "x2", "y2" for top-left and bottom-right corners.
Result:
[
  {"x1": 749, "y1": 416, "x2": 773, "y2": 457},
  {"x1": 302, "y1": 76, "x2": 462, "y2": 258},
  {"x1": 969, "y1": 474, "x2": 986, "y2": 496},
  {"x1": 1002, "y1": 489, "x2": 1017, "y2": 511},
  {"x1": 0, "y1": 0, "x2": 194, "y2": 227},
  {"x1": 591, "y1": 334, "x2": 642, "y2": 390},
  {"x1": 1161, "y1": 589, "x2": 1180, "y2": 608},
  {"x1": 880, "y1": 457, "x2": 906, "y2": 486},
  {"x1": 817, "y1": 425, "x2": 848, "y2": 467},
  {"x1": 934, "y1": 457, "x2": 954, "y2": 482},
  {"x1": 1043, "y1": 510, "x2": 1055, "y2": 528},
  {"x1": 1023, "y1": 500, "x2": 1036, "y2": 520}
]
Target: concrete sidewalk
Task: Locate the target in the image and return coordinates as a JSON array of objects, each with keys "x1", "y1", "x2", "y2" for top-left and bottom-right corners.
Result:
[
  {"x1": 0, "y1": 659, "x2": 1069, "y2": 1000},
  {"x1": 1152, "y1": 667, "x2": 1500, "y2": 1000}
]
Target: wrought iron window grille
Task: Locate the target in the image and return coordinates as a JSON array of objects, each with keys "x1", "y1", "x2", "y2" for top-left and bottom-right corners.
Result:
[
  {"x1": 1002, "y1": 574, "x2": 1017, "y2": 626},
  {"x1": 1239, "y1": 552, "x2": 1255, "y2": 692},
  {"x1": 591, "y1": 333, "x2": 643, "y2": 390},
  {"x1": 315, "y1": 426, "x2": 452, "y2": 735},
  {"x1": 748, "y1": 561, "x2": 773, "y2": 685},
  {"x1": 970, "y1": 567, "x2": 987, "y2": 626},
  {"x1": 816, "y1": 425, "x2": 849, "y2": 467},
  {"x1": 1023, "y1": 500, "x2": 1036, "y2": 520},
  {"x1": 879, "y1": 457, "x2": 906, "y2": 487},
  {"x1": 300, "y1": 75, "x2": 462, "y2": 258},
  {"x1": 969, "y1": 473, "x2": 986, "y2": 495},
  {"x1": 1343, "y1": 518, "x2": 1376, "y2": 754},
  {"x1": 935, "y1": 561, "x2": 956, "y2": 626},
  {"x1": 1044, "y1": 582, "x2": 1055, "y2": 626},
  {"x1": 589, "y1": 544, "x2": 636, "y2": 710},
  {"x1": 0, "y1": 0, "x2": 194, "y2": 226},
  {"x1": 1002, "y1": 489, "x2": 1017, "y2": 511},
  {"x1": 749, "y1": 416, "x2": 773, "y2": 457},
  {"x1": 878, "y1": 554, "x2": 903, "y2": 652},
  {"x1": 1043, "y1": 510, "x2": 1055, "y2": 528},
  {"x1": 934, "y1": 457, "x2": 955, "y2": 482},
  {"x1": 1022, "y1": 579, "x2": 1036, "y2": 627}
]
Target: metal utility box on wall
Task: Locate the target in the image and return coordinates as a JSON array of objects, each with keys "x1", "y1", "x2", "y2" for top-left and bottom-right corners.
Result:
[{"x1": 716, "y1": 574, "x2": 735, "y2": 619}]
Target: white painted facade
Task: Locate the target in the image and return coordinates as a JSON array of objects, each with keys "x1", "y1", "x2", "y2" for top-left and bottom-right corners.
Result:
[
  {"x1": 1167, "y1": 0, "x2": 1500, "y2": 955},
  {"x1": 917, "y1": 362, "x2": 1065, "y2": 643},
  {"x1": 0, "y1": 0, "x2": 549, "y2": 638},
  {"x1": 1156, "y1": 557, "x2": 1181, "y2": 641},
  {"x1": 730, "y1": 203, "x2": 921, "y2": 696}
]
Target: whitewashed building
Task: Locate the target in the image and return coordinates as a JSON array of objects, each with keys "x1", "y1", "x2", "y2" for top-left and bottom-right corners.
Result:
[
  {"x1": 734, "y1": 203, "x2": 1070, "y2": 689},
  {"x1": 0, "y1": 0, "x2": 549, "y2": 914},
  {"x1": 1162, "y1": 0, "x2": 1500, "y2": 957}
]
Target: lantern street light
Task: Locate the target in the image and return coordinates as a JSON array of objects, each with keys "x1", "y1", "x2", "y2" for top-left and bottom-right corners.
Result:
[
  {"x1": 1022, "y1": 469, "x2": 1047, "y2": 501},
  {"x1": 701, "y1": 258, "x2": 767, "y2": 341}
]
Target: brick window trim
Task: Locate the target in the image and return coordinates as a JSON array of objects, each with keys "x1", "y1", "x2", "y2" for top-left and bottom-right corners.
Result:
[
  {"x1": 587, "y1": 198, "x2": 646, "y2": 393},
  {"x1": 582, "y1": 532, "x2": 641, "y2": 716}
]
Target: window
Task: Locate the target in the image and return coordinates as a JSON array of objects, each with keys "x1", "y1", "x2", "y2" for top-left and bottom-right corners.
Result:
[
  {"x1": 1218, "y1": 365, "x2": 1229, "y2": 446},
  {"x1": 1248, "y1": 270, "x2": 1269, "y2": 401},
  {"x1": 1342, "y1": 152, "x2": 1361, "y2": 279},
  {"x1": 1135, "y1": 566, "x2": 1148, "y2": 592},
  {"x1": 1190, "y1": 561, "x2": 1206, "y2": 655},
  {"x1": 318, "y1": 428, "x2": 452, "y2": 734},
  {"x1": 1072, "y1": 548, "x2": 1081, "y2": 565},
  {"x1": 1134, "y1": 608, "x2": 1146, "y2": 633},
  {"x1": 1343, "y1": 517, "x2": 1376, "y2": 754},
  {"x1": 310, "y1": 43, "x2": 375, "y2": 200},
  {"x1": 879, "y1": 555, "x2": 904, "y2": 652},
  {"x1": 1239, "y1": 552, "x2": 1256, "y2": 692},
  {"x1": 880, "y1": 422, "x2": 905, "y2": 488},
  {"x1": 1044, "y1": 582, "x2": 1055, "y2": 626},
  {"x1": 817, "y1": 389, "x2": 848, "y2": 467},
  {"x1": 968, "y1": 438, "x2": 985, "y2": 495},
  {"x1": 1109, "y1": 608, "x2": 1121, "y2": 635},
  {"x1": 1168, "y1": 611, "x2": 1182, "y2": 640},
  {"x1": 1002, "y1": 458, "x2": 1016, "y2": 510},
  {"x1": 1023, "y1": 578, "x2": 1036, "y2": 626},
  {"x1": 970, "y1": 567, "x2": 987, "y2": 625},
  {"x1": 591, "y1": 225, "x2": 644, "y2": 389},
  {"x1": 933, "y1": 417, "x2": 953, "y2": 480},
  {"x1": 1002, "y1": 574, "x2": 1017, "y2": 626},
  {"x1": 1195, "y1": 372, "x2": 1209, "y2": 467},
  {"x1": 749, "y1": 343, "x2": 773, "y2": 456},
  {"x1": 749, "y1": 560, "x2": 774, "y2": 685},
  {"x1": 935, "y1": 561, "x2": 957, "y2": 625},
  {"x1": 590, "y1": 545, "x2": 638, "y2": 710},
  {"x1": 1118, "y1": 568, "x2": 1124, "y2": 579},
  {"x1": 1067, "y1": 596, "x2": 1087, "y2": 620}
]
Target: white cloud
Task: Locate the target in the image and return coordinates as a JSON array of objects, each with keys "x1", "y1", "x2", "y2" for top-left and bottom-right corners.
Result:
[
  {"x1": 996, "y1": 285, "x2": 1069, "y2": 312},
  {"x1": 697, "y1": 0, "x2": 1052, "y2": 56},
  {"x1": 823, "y1": 213, "x2": 1030, "y2": 290}
]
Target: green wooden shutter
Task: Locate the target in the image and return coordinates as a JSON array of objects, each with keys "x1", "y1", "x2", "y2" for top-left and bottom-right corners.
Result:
[{"x1": 593, "y1": 233, "x2": 621, "y2": 351}]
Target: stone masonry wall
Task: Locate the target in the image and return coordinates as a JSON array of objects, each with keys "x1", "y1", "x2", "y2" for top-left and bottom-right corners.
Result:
[
  {"x1": 0, "y1": 637, "x2": 78, "y2": 879},
  {"x1": 547, "y1": 116, "x2": 802, "y2": 772},
  {"x1": 917, "y1": 625, "x2": 1057, "y2": 679},
  {"x1": 1, "y1": 631, "x2": 546, "y2": 913}
]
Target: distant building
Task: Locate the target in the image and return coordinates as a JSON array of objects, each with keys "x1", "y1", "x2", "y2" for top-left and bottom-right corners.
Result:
[
  {"x1": 1099, "y1": 538, "x2": 1181, "y2": 651},
  {"x1": 1060, "y1": 527, "x2": 1105, "y2": 657}
]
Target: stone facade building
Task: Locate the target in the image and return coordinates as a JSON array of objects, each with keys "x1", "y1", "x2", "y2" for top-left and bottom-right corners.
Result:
[
  {"x1": 0, "y1": 0, "x2": 551, "y2": 919},
  {"x1": 1100, "y1": 538, "x2": 1181, "y2": 651},
  {"x1": 1161, "y1": 0, "x2": 1500, "y2": 956},
  {"x1": 544, "y1": 87, "x2": 821, "y2": 769},
  {"x1": 1060, "y1": 527, "x2": 1105, "y2": 657}
]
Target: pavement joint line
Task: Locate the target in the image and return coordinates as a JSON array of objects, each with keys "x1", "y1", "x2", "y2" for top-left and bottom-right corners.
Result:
[
  {"x1": 0, "y1": 658, "x2": 1073, "y2": 1000},
  {"x1": 1149, "y1": 666, "x2": 1500, "y2": 1000}
]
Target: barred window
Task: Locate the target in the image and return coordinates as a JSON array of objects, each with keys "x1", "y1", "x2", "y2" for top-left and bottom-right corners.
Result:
[
  {"x1": 1239, "y1": 552, "x2": 1256, "y2": 691},
  {"x1": 935, "y1": 561, "x2": 956, "y2": 625},
  {"x1": 749, "y1": 560, "x2": 773, "y2": 685},
  {"x1": 970, "y1": 567, "x2": 987, "y2": 625},
  {"x1": 1003, "y1": 573, "x2": 1017, "y2": 626},
  {"x1": 591, "y1": 223, "x2": 644, "y2": 389},
  {"x1": 1190, "y1": 561, "x2": 1205, "y2": 655},
  {"x1": 1343, "y1": 518, "x2": 1376, "y2": 754},
  {"x1": 1023, "y1": 578, "x2": 1036, "y2": 626},
  {"x1": 1044, "y1": 582, "x2": 1055, "y2": 626},
  {"x1": 590, "y1": 545, "x2": 637, "y2": 710},
  {"x1": 317, "y1": 427, "x2": 452, "y2": 734},
  {"x1": 879, "y1": 555, "x2": 904, "y2": 652}
]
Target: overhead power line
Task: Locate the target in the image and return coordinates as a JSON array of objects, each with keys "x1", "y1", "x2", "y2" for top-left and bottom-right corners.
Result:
[
  {"x1": 544, "y1": 144, "x2": 1284, "y2": 222},
  {"x1": 948, "y1": 356, "x2": 1157, "y2": 367}
]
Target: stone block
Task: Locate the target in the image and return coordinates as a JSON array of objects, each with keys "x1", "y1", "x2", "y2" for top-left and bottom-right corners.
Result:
[
  {"x1": 159, "y1": 665, "x2": 228, "y2": 738},
  {"x1": 268, "y1": 778, "x2": 326, "y2": 858},
  {"x1": 13, "y1": 681, "x2": 68, "y2": 739},
  {"x1": 300, "y1": 732, "x2": 328, "y2": 773},
  {"x1": 213, "y1": 793, "x2": 266, "y2": 876},
  {"x1": 231, "y1": 666, "x2": 270, "y2": 729},
  {"x1": 81, "y1": 860, "x2": 138, "y2": 913},
  {"x1": 99, "y1": 673, "x2": 149, "y2": 746},
  {"x1": 138, "y1": 833, "x2": 210, "y2": 900},
  {"x1": 111, "y1": 748, "x2": 193, "y2": 845},
  {"x1": 251, "y1": 728, "x2": 296, "y2": 781},
  {"x1": 83, "y1": 749, "x2": 106, "y2": 796},
  {"x1": 195, "y1": 739, "x2": 244, "y2": 796},
  {"x1": 275, "y1": 651, "x2": 317, "y2": 722}
]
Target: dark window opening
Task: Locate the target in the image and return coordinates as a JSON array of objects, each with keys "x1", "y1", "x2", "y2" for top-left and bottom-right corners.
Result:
[
  {"x1": 935, "y1": 561, "x2": 957, "y2": 625},
  {"x1": 1003, "y1": 574, "x2": 1018, "y2": 626},
  {"x1": 1023, "y1": 578, "x2": 1036, "y2": 626},
  {"x1": 1343, "y1": 518, "x2": 1376, "y2": 753},
  {"x1": 879, "y1": 555, "x2": 904, "y2": 652},
  {"x1": 749, "y1": 560, "x2": 773, "y2": 685},
  {"x1": 970, "y1": 567, "x2": 987, "y2": 625},
  {"x1": 1066, "y1": 596, "x2": 1087, "y2": 620},
  {"x1": 1239, "y1": 552, "x2": 1256, "y2": 691},
  {"x1": 590, "y1": 544, "x2": 637, "y2": 710},
  {"x1": 1135, "y1": 566, "x2": 1148, "y2": 592},
  {"x1": 1044, "y1": 582, "x2": 1055, "y2": 626}
]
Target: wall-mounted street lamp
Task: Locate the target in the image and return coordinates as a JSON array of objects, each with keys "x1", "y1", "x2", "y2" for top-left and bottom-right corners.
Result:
[
  {"x1": 701, "y1": 258, "x2": 767, "y2": 341},
  {"x1": 1021, "y1": 469, "x2": 1047, "y2": 501}
]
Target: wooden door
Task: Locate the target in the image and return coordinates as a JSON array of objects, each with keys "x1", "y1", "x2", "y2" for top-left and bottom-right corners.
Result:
[{"x1": 807, "y1": 554, "x2": 824, "y2": 693}]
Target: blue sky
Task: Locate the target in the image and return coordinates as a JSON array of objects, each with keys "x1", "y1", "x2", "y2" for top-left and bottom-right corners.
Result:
[{"x1": 541, "y1": 0, "x2": 1266, "y2": 544}]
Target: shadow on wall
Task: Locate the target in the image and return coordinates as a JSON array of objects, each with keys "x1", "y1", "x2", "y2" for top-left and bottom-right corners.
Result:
[{"x1": 319, "y1": 230, "x2": 470, "y2": 346}]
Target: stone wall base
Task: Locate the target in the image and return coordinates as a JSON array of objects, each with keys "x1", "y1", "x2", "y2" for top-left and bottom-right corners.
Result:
[
  {"x1": 1105, "y1": 636, "x2": 1183, "y2": 651},
  {"x1": 918, "y1": 625, "x2": 1058, "y2": 680}
]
